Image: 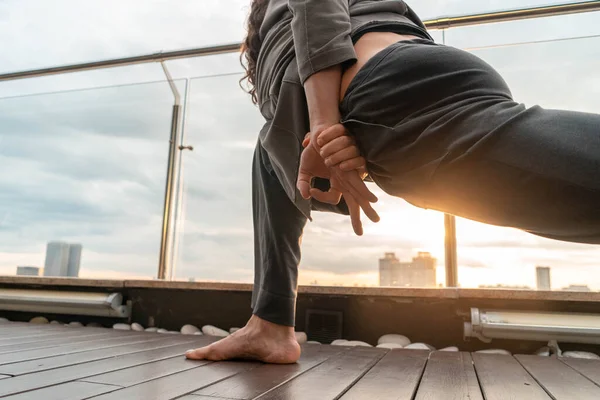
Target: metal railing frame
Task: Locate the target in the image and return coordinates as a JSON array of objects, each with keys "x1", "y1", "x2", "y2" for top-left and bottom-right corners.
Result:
[{"x1": 1, "y1": 1, "x2": 598, "y2": 282}]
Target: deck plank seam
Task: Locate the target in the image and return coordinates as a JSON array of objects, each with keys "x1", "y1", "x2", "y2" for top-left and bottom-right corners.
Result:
[
  {"x1": 513, "y1": 355, "x2": 558, "y2": 400},
  {"x1": 75, "y1": 357, "x2": 211, "y2": 388},
  {"x1": 331, "y1": 348, "x2": 390, "y2": 400},
  {"x1": 407, "y1": 350, "x2": 432, "y2": 400},
  {"x1": 557, "y1": 358, "x2": 600, "y2": 390},
  {"x1": 251, "y1": 347, "x2": 354, "y2": 400},
  {"x1": 469, "y1": 353, "x2": 487, "y2": 400}
]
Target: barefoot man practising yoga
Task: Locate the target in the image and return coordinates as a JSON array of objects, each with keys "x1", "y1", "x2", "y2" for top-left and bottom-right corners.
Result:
[{"x1": 186, "y1": 0, "x2": 600, "y2": 364}]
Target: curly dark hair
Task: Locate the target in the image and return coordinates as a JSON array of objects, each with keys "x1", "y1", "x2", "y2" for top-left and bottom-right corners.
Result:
[{"x1": 240, "y1": 0, "x2": 269, "y2": 105}]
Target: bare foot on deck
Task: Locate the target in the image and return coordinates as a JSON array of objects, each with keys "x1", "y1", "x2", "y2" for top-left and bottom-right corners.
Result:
[{"x1": 185, "y1": 315, "x2": 301, "y2": 364}]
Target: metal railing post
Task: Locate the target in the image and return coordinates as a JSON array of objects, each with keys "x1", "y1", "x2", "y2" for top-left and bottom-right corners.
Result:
[
  {"x1": 157, "y1": 62, "x2": 181, "y2": 280},
  {"x1": 444, "y1": 214, "x2": 458, "y2": 287}
]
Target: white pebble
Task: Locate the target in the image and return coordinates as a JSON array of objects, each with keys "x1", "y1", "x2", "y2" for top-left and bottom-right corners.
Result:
[
  {"x1": 331, "y1": 339, "x2": 348, "y2": 346},
  {"x1": 307, "y1": 341, "x2": 321, "y2": 344},
  {"x1": 202, "y1": 325, "x2": 229, "y2": 337},
  {"x1": 166, "y1": 331, "x2": 180, "y2": 334},
  {"x1": 378, "y1": 334, "x2": 411, "y2": 347},
  {"x1": 68, "y1": 321, "x2": 84, "y2": 327},
  {"x1": 534, "y1": 347, "x2": 550, "y2": 357},
  {"x1": 193, "y1": 331, "x2": 203, "y2": 335},
  {"x1": 180, "y1": 324, "x2": 201, "y2": 335},
  {"x1": 131, "y1": 323, "x2": 144, "y2": 331},
  {"x1": 157, "y1": 328, "x2": 168, "y2": 333},
  {"x1": 113, "y1": 323, "x2": 132, "y2": 331},
  {"x1": 345, "y1": 341, "x2": 372, "y2": 347},
  {"x1": 230, "y1": 327, "x2": 240, "y2": 334},
  {"x1": 50, "y1": 320, "x2": 62, "y2": 325},
  {"x1": 30, "y1": 316, "x2": 49, "y2": 324},
  {"x1": 0, "y1": 317, "x2": 9, "y2": 323},
  {"x1": 145, "y1": 327, "x2": 159, "y2": 332},
  {"x1": 563, "y1": 351, "x2": 600, "y2": 360},
  {"x1": 295, "y1": 332, "x2": 308, "y2": 344},
  {"x1": 440, "y1": 346, "x2": 459, "y2": 352},
  {"x1": 377, "y1": 343, "x2": 404, "y2": 349},
  {"x1": 476, "y1": 349, "x2": 511, "y2": 355},
  {"x1": 87, "y1": 322, "x2": 102, "y2": 328},
  {"x1": 405, "y1": 343, "x2": 436, "y2": 351}
]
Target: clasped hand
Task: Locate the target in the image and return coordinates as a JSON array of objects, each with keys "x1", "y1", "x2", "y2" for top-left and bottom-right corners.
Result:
[{"x1": 296, "y1": 124, "x2": 380, "y2": 236}]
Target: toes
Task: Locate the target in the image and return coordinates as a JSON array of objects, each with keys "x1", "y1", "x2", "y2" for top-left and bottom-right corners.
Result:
[{"x1": 185, "y1": 347, "x2": 210, "y2": 360}]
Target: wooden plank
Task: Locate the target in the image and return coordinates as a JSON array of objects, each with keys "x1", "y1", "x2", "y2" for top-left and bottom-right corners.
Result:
[
  {"x1": 472, "y1": 354, "x2": 551, "y2": 400},
  {"x1": 0, "y1": 330, "x2": 82, "y2": 345},
  {"x1": 0, "y1": 332, "x2": 116, "y2": 355},
  {"x1": 340, "y1": 349, "x2": 429, "y2": 400},
  {"x1": 415, "y1": 351, "x2": 482, "y2": 400},
  {"x1": 0, "y1": 340, "x2": 213, "y2": 397},
  {"x1": 86, "y1": 362, "x2": 258, "y2": 400},
  {"x1": 0, "y1": 326, "x2": 131, "y2": 346},
  {"x1": 81, "y1": 356, "x2": 201, "y2": 387},
  {"x1": 0, "y1": 336, "x2": 191, "y2": 375},
  {"x1": 0, "y1": 333, "x2": 166, "y2": 366},
  {"x1": 255, "y1": 347, "x2": 387, "y2": 400},
  {"x1": 1, "y1": 381, "x2": 121, "y2": 400},
  {"x1": 194, "y1": 344, "x2": 345, "y2": 399},
  {"x1": 516, "y1": 355, "x2": 600, "y2": 399},
  {"x1": 560, "y1": 357, "x2": 600, "y2": 386}
]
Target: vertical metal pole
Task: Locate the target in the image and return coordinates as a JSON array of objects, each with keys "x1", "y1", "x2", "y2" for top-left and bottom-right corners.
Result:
[
  {"x1": 157, "y1": 61, "x2": 182, "y2": 280},
  {"x1": 158, "y1": 104, "x2": 181, "y2": 280},
  {"x1": 444, "y1": 214, "x2": 458, "y2": 287}
]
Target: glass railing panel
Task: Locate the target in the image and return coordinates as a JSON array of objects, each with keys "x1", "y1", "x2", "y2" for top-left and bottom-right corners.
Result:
[{"x1": 0, "y1": 79, "x2": 183, "y2": 279}]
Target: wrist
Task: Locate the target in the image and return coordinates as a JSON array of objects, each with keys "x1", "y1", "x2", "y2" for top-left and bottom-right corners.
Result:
[{"x1": 310, "y1": 118, "x2": 341, "y2": 134}]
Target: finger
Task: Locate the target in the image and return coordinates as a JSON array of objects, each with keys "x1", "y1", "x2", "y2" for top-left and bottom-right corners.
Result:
[
  {"x1": 324, "y1": 147, "x2": 360, "y2": 167},
  {"x1": 339, "y1": 157, "x2": 366, "y2": 172},
  {"x1": 296, "y1": 172, "x2": 312, "y2": 200},
  {"x1": 302, "y1": 132, "x2": 311, "y2": 148},
  {"x1": 320, "y1": 136, "x2": 354, "y2": 159},
  {"x1": 309, "y1": 187, "x2": 342, "y2": 205},
  {"x1": 316, "y1": 124, "x2": 347, "y2": 147},
  {"x1": 335, "y1": 172, "x2": 380, "y2": 223},
  {"x1": 344, "y1": 194, "x2": 364, "y2": 236},
  {"x1": 339, "y1": 170, "x2": 378, "y2": 204}
]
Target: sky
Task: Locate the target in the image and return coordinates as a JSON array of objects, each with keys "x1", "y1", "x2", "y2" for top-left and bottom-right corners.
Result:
[{"x1": 0, "y1": 1, "x2": 599, "y2": 290}]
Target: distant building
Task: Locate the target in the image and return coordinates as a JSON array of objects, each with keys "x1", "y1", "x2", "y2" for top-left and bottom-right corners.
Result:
[
  {"x1": 16, "y1": 266, "x2": 40, "y2": 276},
  {"x1": 379, "y1": 252, "x2": 436, "y2": 287},
  {"x1": 562, "y1": 284, "x2": 591, "y2": 292},
  {"x1": 44, "y1": 241, "x2": 82, "y2": 277},
  {"x1": 536, "y1": 266, "x2": 551, "y2": 290},
  {"x1": 478, "y1": 284, "x2": 531, "y2": 290},
  {"x1": 67, "y1": 244, "x2": 82, "y2": 277}
]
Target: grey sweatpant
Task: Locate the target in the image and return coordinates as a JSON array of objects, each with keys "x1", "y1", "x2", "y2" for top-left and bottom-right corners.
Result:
[{"x1": 252, "y1": 38, "x2": 600, "y2": 326}]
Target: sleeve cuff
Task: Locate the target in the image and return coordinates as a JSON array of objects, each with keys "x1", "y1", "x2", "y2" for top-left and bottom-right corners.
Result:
[{"x1": 298, "y1": 44, "x2": 358, "y2": 85}]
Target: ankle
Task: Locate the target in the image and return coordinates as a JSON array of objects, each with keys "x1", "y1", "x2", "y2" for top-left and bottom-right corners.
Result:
[{"x1": 247, "y1": 315, "x2": 295, "y2": 337}]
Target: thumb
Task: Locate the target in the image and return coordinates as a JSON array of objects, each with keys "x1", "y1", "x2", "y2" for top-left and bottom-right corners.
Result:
[{"x1": 297, "y1": 171, "x2": 312, "y2": 200}]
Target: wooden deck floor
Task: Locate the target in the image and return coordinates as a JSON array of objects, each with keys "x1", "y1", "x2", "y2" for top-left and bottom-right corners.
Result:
[{"x1": 0, "y1": 323, "x2": 599, "y2": 399}]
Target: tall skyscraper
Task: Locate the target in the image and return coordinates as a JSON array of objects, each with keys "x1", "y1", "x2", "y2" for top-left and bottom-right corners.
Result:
[
  {"x1": 44, "y1": 242, "x2": 70, "y2": 276},
  {"x1": 16, "y1": 266, "x2": 40, "y2": 276},
  {"x1": 536, "y1": 266, "x2": 551, "y2": 290},
  {"x1": 67, "y1": 244, "x2": 82, "y2": 277},
  {"x1": 44, "y1": 241, "x2": 82, "y2": 277},
  {"x1": 379, "y1": 252, "x2": 437, "y2": 287}
]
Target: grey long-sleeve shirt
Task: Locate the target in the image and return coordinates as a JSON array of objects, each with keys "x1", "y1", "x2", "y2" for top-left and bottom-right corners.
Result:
[{"x1": 255, "y1": 0, "x2": 431, "y2": 219}]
